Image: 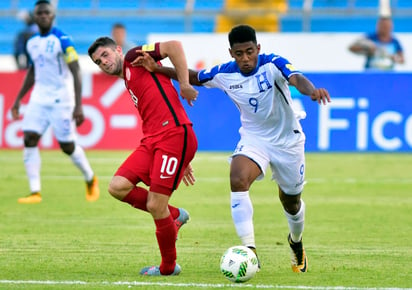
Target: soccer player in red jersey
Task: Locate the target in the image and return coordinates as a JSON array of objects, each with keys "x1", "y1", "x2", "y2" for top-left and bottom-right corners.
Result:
[{"x1": 88, "y1": 37, "x2": 198, "y2": 276}]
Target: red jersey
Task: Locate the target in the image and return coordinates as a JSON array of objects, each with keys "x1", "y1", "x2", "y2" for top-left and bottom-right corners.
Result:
[{"x1": 123, "y1": 43, "x2": 192, "y2": 138}]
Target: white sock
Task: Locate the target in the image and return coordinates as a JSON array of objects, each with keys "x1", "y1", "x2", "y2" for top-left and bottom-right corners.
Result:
[
  {"x1": 23, "y1": 147, "x2": 41, "y2": 193},
  {"x1": 231, "y1": 191, "x2": 255, "y2": 247},
  {"x1": 69, "y1": 145, "x2": 94, "y2": 182},
  {"x1": 284, "y1": 199, "x2": 305, "y2": 243}
]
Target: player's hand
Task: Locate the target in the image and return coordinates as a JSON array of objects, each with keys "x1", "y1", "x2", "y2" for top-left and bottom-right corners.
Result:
[
  {"x1": 11, "y1": 103, "x2": 20, "y2": 120},
  {"x1": 310, "y1": 88, "x2": 331, "y2": 105},
  {"x1": 182, "y1": 163, "x2": 196, "y2": 186},
  {"x1": 131, "y1": 50, "x2": 159, "y2": 72},
  {"x1": 180, "y1": 83, "x2": 198, "y2": 107},
  {"x1": 73, "y1": 106, "x2": 85, "y2": 126}
]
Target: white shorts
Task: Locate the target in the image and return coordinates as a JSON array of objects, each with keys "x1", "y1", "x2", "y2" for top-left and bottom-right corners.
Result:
[
  {"x1": 22, "y1": 102, "x2": 77, "y2": 142},
  {"x1": 230, "y1": 134, "x2": 306, "y2": 195}
]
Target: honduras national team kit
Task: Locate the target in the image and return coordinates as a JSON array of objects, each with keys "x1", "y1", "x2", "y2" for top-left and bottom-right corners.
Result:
[
  {"x1": 198, "y1": 54, "x2": 306, "y2": 194},
  {"x1": 23, "y1": 27, "x2": 79, "y2": 141}
]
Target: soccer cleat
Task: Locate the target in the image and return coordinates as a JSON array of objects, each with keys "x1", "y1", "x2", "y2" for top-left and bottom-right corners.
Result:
[
  {"x1": 18, "y1": 192, "x2": 42, "y2": 204},
  {"x1": 247, "y1": 246, "x2": 261, "y2": 271},
  {"x1": 86, "y1": 176, "x2": 100, "y2": 202},
  {"x1": 288, "y1": 234, "x2": 308, "y2": 273},
  {"x1": 139, "y1": 264, "x2": 181, "y2": 276},
  {"x1": 175, "y1": 208, "x2": 190, "y2": 231}
]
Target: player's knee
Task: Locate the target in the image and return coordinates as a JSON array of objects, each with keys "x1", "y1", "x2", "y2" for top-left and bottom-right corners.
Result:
[
  {"x1": 23, "y1": 132, "x2": 40, "y2": 147},
  {"x1": 279, "y1": 191, "x2": 301, "y2": 215},
  {"x1": 108, "y1": 176, "x2": 135, "y2": 200},
  {"x1": 108, "y1": 179, "x2": 126, "y2": 200},
  {"x1": 230, "y1": 175, "x2": 250, "y2": 191},
  {"x1": 59, "y1": 142, "x2": 75, "y2": 155},
  {"x1": 146, "y1": 198, "x2": 169, "y2": 218},
  {"x1": 146, "y1": 199, "x2": 159, "y2": 214}
]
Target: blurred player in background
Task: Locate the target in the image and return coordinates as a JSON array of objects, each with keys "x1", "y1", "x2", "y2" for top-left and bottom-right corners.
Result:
[
  {"x1": 348, "y1": 17, "x2": 404, "y2": 70},
  {"x1": 135, "y1": 24, "x2": 331, "y2": 273},
  {"x1": 88, "y1": 37, "x2": 198, "y2": 276},
  {"x1": 11, "y1": 0, "x2": 99, "y2": 203},
  {"x1": 13, "y1": 10, "x2": 38, "y2": 70},
  {"x1": 111, "y1": 22, "x2": 136, "y2": 52}
]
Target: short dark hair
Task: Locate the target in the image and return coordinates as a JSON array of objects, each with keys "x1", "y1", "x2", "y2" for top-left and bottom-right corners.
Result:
[
  {"x1": 35, "y1": 0, "x2": 51, "y2": 6},
  {"x1": 112, "y1": 23, "x2": 126, "y2": 29},
  {"x1": 88, "y1": 37, "x2": 116, "y2": 58},
  {"x1": 228, "y1": 24, "x2": 257, "y2": 47}
]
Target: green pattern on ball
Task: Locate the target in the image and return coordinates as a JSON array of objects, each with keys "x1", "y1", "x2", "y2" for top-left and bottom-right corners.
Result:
[
  {"x1": 237, "y1": 261, "x2": 248, "y2": 277},
  {"x1": 232, "y1": 247, "x2": 248, "y2": 257},
  {"x1": 221, "y1": 269, "x2": 235, "y2": 279},
  {"x1": 250, "y1": 256, "x2": 259, "y2": 265}
]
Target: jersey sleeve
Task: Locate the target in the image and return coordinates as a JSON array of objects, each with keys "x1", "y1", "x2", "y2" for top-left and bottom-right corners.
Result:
[
  {"x1": 394, "y1": 38, "x2": 403, "y2": 53},
  {"x1": 60, "y1": 34, "x2": 79, "y2": 63},
  {"x1": 124, "y1": 42, "x2": 162, "y2": 64},
  {"x1": 198, "y1": 65, "x2": 220, "y2": 84},
  {"x1": 198, "y1": 61, "x2": 236, "y2": 89},
  {"x1": 270, "y1": 54, "x2": 302, "y2": 81}
]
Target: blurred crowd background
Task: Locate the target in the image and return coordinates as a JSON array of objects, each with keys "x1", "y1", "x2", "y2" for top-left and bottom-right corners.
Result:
[
  {"x1": 1, "y1": 0, "x2": 412, "y2": 55},
  {"x1": 1, "y1": 0, "x2": 411, "y2": 152}
]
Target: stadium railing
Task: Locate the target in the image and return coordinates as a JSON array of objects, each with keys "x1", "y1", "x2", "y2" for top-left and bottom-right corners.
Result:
[{"x1": 0, "y1": 0, "x2": 411, "y2": 55}]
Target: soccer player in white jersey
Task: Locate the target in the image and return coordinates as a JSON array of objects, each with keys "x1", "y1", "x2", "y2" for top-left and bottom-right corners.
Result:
[
  {"x1": 134, "y1": 24, "x2": 331, "y2": 273},
  {"x1": 11, "y1": 0, "x2": 99, "y2": 204}
]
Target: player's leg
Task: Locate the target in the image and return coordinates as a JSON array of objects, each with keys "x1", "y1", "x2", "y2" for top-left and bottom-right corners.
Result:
[
  {"x1": 279, "y1": 190, "x2": 305, "y2": 241},
  {"x1": 279, "y1": 188, "x2": 307, "y2": 273},
  {"x1": 229, "y1": 140, "x2": 268, "y2": 268},
  {"x1": 110, "y1": 147, "x2": 182, "y2": 220},
  {"x1": 143, "y1": 189, "x2": 181, "y2": 275},
  {"x1": 108, "y1": 154, "x2": 182, "y2": 276},
  {"x1": 140, "y1": 125, "x2": 197, "y2": 276},
  {"x1": 58, "y1": 141, "x2": 99, "y2": 201},
  {"x1": 272, "y1": 140, "x2": 307, "y2": 272},
  {"x1": 18, "y1": 131, "x2": 42, "y2": 203},
  {"x1": 52, "y1": 106, "x2": 99, "y2": 201},
  {"x1": 230, "y1": 155, "x2": 261, "y2": 248},
  {"x1": 18, "y1": 103, "x2": 48, "y2": 203}
]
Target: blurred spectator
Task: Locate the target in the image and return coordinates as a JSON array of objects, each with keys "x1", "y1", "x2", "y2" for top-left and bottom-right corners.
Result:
[
  {"x1": 14, "y1": 10, "x2": 38, "y2": 70},
  {"x1": 348, "y1": 17, "x2": 404, "y2": 70},
  {"x1": 111, "y1": 23, "x2": 136, "y2": 52}
]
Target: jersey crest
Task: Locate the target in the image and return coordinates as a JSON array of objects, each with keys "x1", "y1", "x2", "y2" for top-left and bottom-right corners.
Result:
[{"x1": 254, "y1": 71, "x2": 272, "y2": 93}]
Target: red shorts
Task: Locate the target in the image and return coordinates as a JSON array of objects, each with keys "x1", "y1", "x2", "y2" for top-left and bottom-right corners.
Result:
[{"x1": 115, "y1": 124, "x2": 197, "y2": 195}]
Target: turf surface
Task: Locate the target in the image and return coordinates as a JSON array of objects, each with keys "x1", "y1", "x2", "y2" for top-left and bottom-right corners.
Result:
[{"x1": 0, "y1": 150, "x2": 411, "y2": 289}]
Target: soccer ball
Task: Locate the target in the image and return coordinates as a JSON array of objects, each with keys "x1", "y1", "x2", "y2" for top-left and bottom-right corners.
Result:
[{"x1": 220, "y1": 245, "x2": 259, "y2": 283}]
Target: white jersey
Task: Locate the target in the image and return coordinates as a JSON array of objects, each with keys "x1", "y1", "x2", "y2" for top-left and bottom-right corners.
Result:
[
  {"x1": 26, "y1": 27, "x2": 78, "y2": 106},
  {"x1": 198, "y1": 54, "x2": 304, "y2": 145}
]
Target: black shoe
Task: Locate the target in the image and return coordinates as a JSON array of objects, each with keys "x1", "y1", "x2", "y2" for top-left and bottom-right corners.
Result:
[
  {"x1": 247, "y1": 246, "x2": 261, "y2": 271},
  {"x1": 288, "y1": 234, "x2": 308, "y2": 273}
]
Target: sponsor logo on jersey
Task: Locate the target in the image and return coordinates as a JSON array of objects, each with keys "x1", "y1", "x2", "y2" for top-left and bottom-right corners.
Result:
[{"x1": 229, "y1": 84, "x2": 243, "y2": 89}]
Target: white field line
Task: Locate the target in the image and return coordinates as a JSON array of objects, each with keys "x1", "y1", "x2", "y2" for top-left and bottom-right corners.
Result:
[
  {"x1": 1, "y1": 174, "x2": 412, "y2": 185},
  {"x1": 0, "y1": 280, "x2": 410, "y2": 289}
]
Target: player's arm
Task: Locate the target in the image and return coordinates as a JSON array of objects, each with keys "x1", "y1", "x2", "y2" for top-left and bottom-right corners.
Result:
[
  {"x1": 392, "y1": 41, "x2": 405, "y2": 64},
  {"x1": 349, "y1": 38, "x2": 376, "y2": 56},
  {"x1": 289, "y1": 74, "x2": 331, "y2": 105},
  {"x1": 157, "y1": 41, "x2": 199, "y2": 104},
  {"x1": 132, "y1": 41, "x2": 199, "y2": 105},
  {"x1": 393, "y1": 50, "x2": 405, "y2": 64},
  {"x1": 140, "y1": 58, "x2": 201, "y2": 87},
  {"x1": 181, "y1": 163, "x2": 196, "y2": 186},
  {"x1": 11, "y1": 65, "x2": 35, "y2": 120},
  {"x1": 66, "y1": 46, "x2": 84, "y2": 126},
  {"x1": 132, "y1": 44, "x2": 202, "y2": 86}
]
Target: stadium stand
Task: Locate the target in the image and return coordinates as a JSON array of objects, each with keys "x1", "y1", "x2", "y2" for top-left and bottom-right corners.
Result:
[
  {"x1": 281, "y1": 0, "x2": 412, "y2": 32},
  {"x1": 0, "y1": 0, "x2": 411, "y2": 55},
  {"x1": 215, "y1": 0, "x2": 287, "y2": 32}
]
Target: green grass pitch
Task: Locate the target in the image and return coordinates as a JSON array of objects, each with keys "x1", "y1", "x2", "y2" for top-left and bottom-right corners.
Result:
[{"x1": 0, "y1": 150, "x2": 411, "y2": 290}]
